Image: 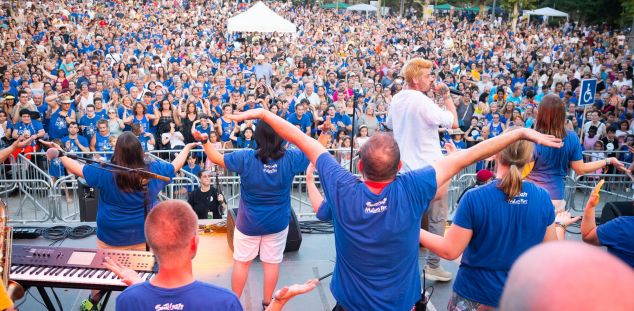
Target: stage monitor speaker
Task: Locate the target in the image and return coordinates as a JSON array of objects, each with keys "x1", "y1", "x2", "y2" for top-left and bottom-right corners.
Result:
[
  {"x1": 77, "y1": 178, "x2": 99, "y2": 222},
  {"x1": 600, "y1": 201, "x2": 634, "y2": 224},
  {"x1": 226, "y1": 208, "x2": 302, "y2": 253}
]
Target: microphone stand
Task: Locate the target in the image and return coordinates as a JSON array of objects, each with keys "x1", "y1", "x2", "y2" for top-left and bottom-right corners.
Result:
[{"x1": 349, "y1": 99, "x2": 357, "y2": 172}]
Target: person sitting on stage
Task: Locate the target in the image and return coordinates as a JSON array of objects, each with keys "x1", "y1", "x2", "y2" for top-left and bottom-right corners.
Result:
[
  {"x1": 105, "y1": 200, "x2": 318, "y2": 311},
  {"x1": 40, "y1": 132, "x2": 200, "y2": 311},
  {"x1": 581, "y1": 190, "x2": 634, "y2": 268},
  {"x1": 194, "y1": 121, "x2": 309, "y2": 309},
  {"x1": 499, "y1": 241, "x2": 634, "y2": 310},
  {"x1": 187, "y1": 170, "x2": 226, "y2": 219},
  {"x1": 221, "y1": 108, "x2": 562, "y2": 311},
  {"x1": 418, "y1": 127, "x2": 580, "y2": 310}
]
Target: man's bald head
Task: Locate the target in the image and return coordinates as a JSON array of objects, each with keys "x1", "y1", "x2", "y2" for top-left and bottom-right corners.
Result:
[
  {"x1": 500, "y1": 241, "x2": 634, "y2": 311},
  {"x1": 145, "y1": 200, "x2": 198, "y2": 260},
  {"x1": 358, "y1": 133, "x2": 400, "y2": 182}
]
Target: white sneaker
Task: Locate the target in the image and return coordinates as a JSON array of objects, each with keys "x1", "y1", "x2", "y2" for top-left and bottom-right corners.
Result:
[{"x1": 424, "y1": 265, "x2": 453, "y2": 282}]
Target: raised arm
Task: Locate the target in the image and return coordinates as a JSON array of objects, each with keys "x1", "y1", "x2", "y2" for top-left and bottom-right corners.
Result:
[
  {"x1": 194, "y1": 131, "x2": 226, "y2": 168},
  {"x1": 40, "y1": 140, "x2": 85, "y2": 177},
  {"x1": 432, "y1": 128, "x2": 562, "y2": 195},
  {"x1": 305, "y1": 163, "x2": 324, "y2": 213},
  {"x1": 225, "y1": 108, "x2": 327, "y2": 164},
  {"x1": 171, "y1": 143, "x2": 201, "y2": 173}
]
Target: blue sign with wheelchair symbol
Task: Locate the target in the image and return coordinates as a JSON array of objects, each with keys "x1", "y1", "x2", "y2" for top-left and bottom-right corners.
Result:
[{"x1": 578, "y1": 79, "x2": 597, "y2": 106}]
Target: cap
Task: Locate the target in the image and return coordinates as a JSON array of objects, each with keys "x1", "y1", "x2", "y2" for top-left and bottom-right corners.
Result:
[
  {"x1": 450, "y1": 129, "x2": 465, "y2": 136},
  {"x1": 476, "y1": 170, "x2": 494, "y2": 183},
  {"x1": 4, "y1": 95, "x2": 15, "y2": 100},
  {"x1": 256, "y1": 54, "x2": 265, "y2": 60}
]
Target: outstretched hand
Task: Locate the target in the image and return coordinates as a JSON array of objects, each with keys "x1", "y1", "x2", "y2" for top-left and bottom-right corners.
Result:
[
  {"x1": 38, "y1": 139, "x2": 62, "y2": 150},
  {"x1": 224, "y1": 108, "x2": 266, "y2": 122},
  {"x1": 103, "y1": 257, "x2": 143, "y2": 286},
  {"x1": 192, "y1": 130, "x2": 209, "y2": 142},
  {"x1": 444, "y1": 140, "x2": 457, "y2": 154},
  {"x1": 608, "y1": 157, "x2": 627, "y2": 173},
  {"x1": 523, "y1": 129, "x2": 563, "y2": 148},
  {"x1": 272, "y1": 279, "x2": 319, "y2": 305},
  {"x1": 14, "y1": 136, "x2": 34, "y2": 149},
  {"x1": 555, "y1": 210, "x2": 581, "y2": 227}
]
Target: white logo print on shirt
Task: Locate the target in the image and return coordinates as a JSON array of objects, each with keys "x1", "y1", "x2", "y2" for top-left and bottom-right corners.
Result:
[
  {"x1": 263, "y1": 163, "x2": 278, "y2": 174},
  {"x1": 364, "y1": 198, "x2": 388, "y2": 214},
  {"x1": 155, "y1": 303, "x2": 184, "y2": 311},
  {"x1": 508, "y1": 192, "x2": 528, "y2": 205}
]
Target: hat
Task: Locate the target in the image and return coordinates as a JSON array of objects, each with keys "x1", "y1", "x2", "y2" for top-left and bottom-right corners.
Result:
[
  {"x1": 4, "y1": 95, "x2": 15, "y2": 100},
  {"x1": 255, "y1": 54, "x2": 265, "y2": 60},
  {"x1": 60, "y1": 97, "x2": 72, "y2": 104},
  {"x1": 450, "y1": 129, "x2": 464, "y2": 136},
  {"x1": 476, "y1": 170, "x2": 494, "y2": 183}
]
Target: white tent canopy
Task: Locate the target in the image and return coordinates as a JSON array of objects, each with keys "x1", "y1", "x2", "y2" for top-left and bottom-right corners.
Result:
[
  {"x1": 227, "y1": 2, "x2": 296, "y2": 34},
  {"x1": 347, "y1": 4, "x2": 378, "y2": 12},
  {"x1": 525, "y1": 7, "x2": 569, "y2": 18}
]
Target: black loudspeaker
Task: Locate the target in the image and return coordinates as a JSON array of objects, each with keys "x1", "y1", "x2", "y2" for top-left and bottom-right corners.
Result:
[
  {"x1": 600, "y1": 201, "x2": 634, "y2": 224},
  {"x1": 226, "y1": 208, "x2": 302, "y2": 253},
  {"x1": 77, "y1": 178, "x2": 99, "y2": 222}
]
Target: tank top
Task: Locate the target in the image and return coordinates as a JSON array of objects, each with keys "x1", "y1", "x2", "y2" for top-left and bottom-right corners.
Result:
[
  {"x1": 489, "y1": 123, "x2": 503, "y2": 138},
  {"x1": 220, "y1": 118, "x2": 233, "y2": 142}
]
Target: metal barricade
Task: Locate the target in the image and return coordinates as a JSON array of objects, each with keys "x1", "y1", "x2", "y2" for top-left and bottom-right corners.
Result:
[
  {"x1": 0, "y1": 153, "x2": 55, "y2": 223},
  {"x1": 565, "y1": 173, "x2": 634, "y2": 213}
]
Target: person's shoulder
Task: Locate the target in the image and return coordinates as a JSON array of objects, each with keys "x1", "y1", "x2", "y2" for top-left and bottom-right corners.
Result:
[{"x1": 118, "y1": 281, "x2": 150, "y2": 298}]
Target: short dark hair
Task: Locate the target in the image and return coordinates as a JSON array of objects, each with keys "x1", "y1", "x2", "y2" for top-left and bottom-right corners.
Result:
[{"x1": 358, "y1": 133, "x2": 400, "y2": 181}]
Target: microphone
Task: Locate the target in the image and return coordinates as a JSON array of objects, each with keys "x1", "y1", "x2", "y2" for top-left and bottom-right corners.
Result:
[
  {"x1": 449, "y1": 89, "x2": 464, "y2": 96},
  {"x1": 45, "y1": 148, "x2": 64, "y2": 161},
  {"x1": 45, "y1": 148, "x2": 78, "y2": 161}
]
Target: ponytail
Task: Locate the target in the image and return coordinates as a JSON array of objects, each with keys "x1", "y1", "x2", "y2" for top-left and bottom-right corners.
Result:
[
  {"x1": 498, "y1": 163, "x2": 524, "y2": 200},
  {"x1": 496, "y1": 127, "x2": 534, "y2": 201}
]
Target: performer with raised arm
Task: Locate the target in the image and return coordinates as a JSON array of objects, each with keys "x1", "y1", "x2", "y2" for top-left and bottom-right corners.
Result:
[
  {"x1": 387, "y1": 58, "x2": 459, "y2": 281},
  {"x1": 221, "y1": 107, "x2": 561, "y2": 311},
  {"x1": 419, "y1": 127, "x2": 580, "y2": 310},
  {"x1": 193, "y1": 122, "x2": 309, "y2": 309},
  {"x1": 40, "y1": 132, "x2": 200, "y2": 311}
]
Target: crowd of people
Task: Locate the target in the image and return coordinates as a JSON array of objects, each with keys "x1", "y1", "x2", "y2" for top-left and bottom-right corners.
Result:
[
  {"x1": 1, "y1": 1, "x2": 632, "y2": 169},
  {"x1": 0, "y1": 0, "x2": 634, "y2": 310}
]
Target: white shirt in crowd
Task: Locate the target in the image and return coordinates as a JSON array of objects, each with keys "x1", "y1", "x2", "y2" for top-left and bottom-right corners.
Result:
[{"x1": 387, "y1": 90, "x2": 454, "y2": 172}]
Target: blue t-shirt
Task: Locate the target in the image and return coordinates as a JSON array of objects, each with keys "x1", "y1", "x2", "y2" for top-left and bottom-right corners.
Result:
[
  {"x1": 61, "y1": 135, "x2": 89, "y2": 153},
  {"x1": 597, "y1": 216, "x2": 634, "y2": 268},
  {"x1": 287, "y1": 113, "x2": 312, "y2": 133},
  {"x1": 48, "y1": 109, "x2": 70, "y2": 139},
  {"x1": 12, "y1": 121, "x2": 42, "y2": 146},
  {"x1": 116, "y1": 281, "x2": 243, "y2": 311},
  {"x1": 315, "y1": 152, "x2": 436, "y2": 311},
  {"x1": 183, "y1": 164, "x2": 201, "y2": 192},
  {"x1": 452, "y1": 180, "x2": 555, "y2": 307},
  {"x1": 224, "y1": 148, "x2": 309, "y2": 236},
  {"x1": 48, "y1": 158, "x2": 65, "y2": 178},
  {"x1": 82, "y1": 161, "x2": 175, "y2": 246},
  {"x1": 79, "y1": 115, "x2": 100, "y2": 140},
  {"x1": 526, "y1": 130, "x2": 582, "y2": 199}
]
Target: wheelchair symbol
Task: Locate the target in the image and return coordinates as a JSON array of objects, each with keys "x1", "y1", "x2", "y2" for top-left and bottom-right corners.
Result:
[{"x1": 583, "y1": 85, "x2": 593, "y2": 103}]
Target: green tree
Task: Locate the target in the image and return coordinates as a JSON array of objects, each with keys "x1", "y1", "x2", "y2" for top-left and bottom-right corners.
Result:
[{"x1": 500, "y1": 0, "x2": 538, "y2": 31}]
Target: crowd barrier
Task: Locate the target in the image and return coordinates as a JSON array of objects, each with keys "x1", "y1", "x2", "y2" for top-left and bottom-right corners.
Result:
[{"x1": 0, "y1": 147, "x2": 632, "y2": 223}]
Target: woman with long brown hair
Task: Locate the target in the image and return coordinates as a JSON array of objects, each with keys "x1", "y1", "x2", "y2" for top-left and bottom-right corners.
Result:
[
  {"x1": 40, "y1": 132, "x2": 199, "y2": 310},
  {"x1": 525, "y1": 94, "x2": 625, "y2": 211},
  {"x1": 419, "y1": 127, "x2": 579, "y2": 310}
]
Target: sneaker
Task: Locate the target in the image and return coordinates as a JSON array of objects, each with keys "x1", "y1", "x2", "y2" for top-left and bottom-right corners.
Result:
[
  {"x1": 80, "y1": 298, "x2": 102, "y2": 311},
  {"x1": 424, "y1": 265, "x2": 453, "y2": 282}
]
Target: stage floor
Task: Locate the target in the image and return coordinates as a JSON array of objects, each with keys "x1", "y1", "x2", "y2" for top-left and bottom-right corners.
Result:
[
  {"x1": 13, "y1": 222, "x2": 584, "y2": 311},
  {"x1": 12, "y1": 223, "x2": 449, "y2": 311}
]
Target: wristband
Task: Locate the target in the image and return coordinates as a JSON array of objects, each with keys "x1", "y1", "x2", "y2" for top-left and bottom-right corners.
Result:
[
  {"x1": 605, "y1": 158, "x2": 611, "y2": 166},
  {"x1": 555, "y1": 222, "x2": 566, "y2": 230}
]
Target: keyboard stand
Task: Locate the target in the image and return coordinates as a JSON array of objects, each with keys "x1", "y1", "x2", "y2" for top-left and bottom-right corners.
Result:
[{"x1": 31, "y1": 286, "x2": 112, "y2": 311}]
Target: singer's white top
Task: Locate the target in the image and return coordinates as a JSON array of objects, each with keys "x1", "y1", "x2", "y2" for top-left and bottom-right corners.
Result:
[{"x1": 387, "y1": 90, "x2": 454, "y2": 172}]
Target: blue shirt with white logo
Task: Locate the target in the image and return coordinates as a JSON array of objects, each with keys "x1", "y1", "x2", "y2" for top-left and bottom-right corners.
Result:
[
  {"x1": 224, "y1": 148, "x2": 308, "y2": 236},
  {"x1": 315, "y1": 152, "x2": 437, "y2": 311}
]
